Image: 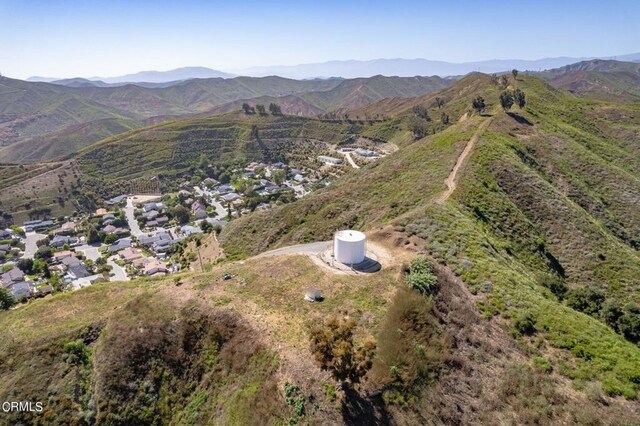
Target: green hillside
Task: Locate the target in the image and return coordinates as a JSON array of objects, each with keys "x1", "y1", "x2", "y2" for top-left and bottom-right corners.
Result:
[
  {"x1": 534, "y1": 59, "x2": 640, "y2": 103},
  {"x1": 0, "y1": 75, "x2": 451, "y2": 163},
  {"x1": 221, "y1": 74, "x2": 640, "y2": 403}
]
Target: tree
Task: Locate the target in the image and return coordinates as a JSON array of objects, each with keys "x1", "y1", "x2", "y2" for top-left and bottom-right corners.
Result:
[
  {"x1": 197, "y1": 153, "x2": 209, "y2": 170},
  {"x1": 513, "y1": 89, "x2": 526, "y2": 108},
  {"x1": 103, "y1": 233, "x2": 119, "y2": 245},
  {"x1": 441, "y1": 112, "x2": 450, "y2": 125},
  {"x1": 309, "y1": 316, "x2": 376, "y2": 384},
  {"x1": 268, "y1": 103, "x2": 282, "y2": 116},
  {"x1": 408, "y1": 116, "x2": 428, "y2": 139},
  {"x1": 435, "y1": 97, "x2": 444, "y2": 109},
  {"x1": 617, "y1": 306, "x2": 640, "y2": 344},
  {"x1": 272, "y1": 169, "x2": 286, "y2": 185},
  {"x1": 35, "y1": 246, "x2": 53, "y2": 260},
  {"x1": 512, "y1": 69, "x2": 519, "y2": 79},
  {"x1": 412, "y1": 105, "x2": 430, "y2": 120},
  {"x1": 87, "y1": 226, "x2": 100, "y2": 244},
  {"x1": 565, "y1": 288, "x2": 605, "y2": 316},
  {"x1": 172, "y1": 205, "x2": 191, "y2": 224},
  {"x1": 200, "y1": 220, "x2": 213, "y2": 234},
  {"x1": 0, "y1": 287, "x2": 15, "y2": 310},
  {"x1": 472, "y1": 96, "x2": 486, "y2": 115},
  {"x1": 499, "y1": 75, "x2": 509, "y2": 89},
  {"x1": 255, "y1": 104, "x2": 266, "y2": 115},
  {"x1": 17, "y1": 259, "x2": 34, "y2": 274},
  {"x1": 250, "y1": 124, "x2": 259, "y2": 140},
  {"x1": 499, "y1": 91, "x2": 514, "y2": 112},
  {"x1": 241, "y1": 103, "x2": 254, "y2": 114}
]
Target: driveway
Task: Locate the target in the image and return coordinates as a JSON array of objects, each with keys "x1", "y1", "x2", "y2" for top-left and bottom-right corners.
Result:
[
  {"x1": 22, "y1": 232, "x2": 46, "y2": 259},
  {"x1": 124, "y1": 197, "x2": 142, "y2": 237},
  {"x1": 255, "y1": 241, "x2": 331, "y2": 258},
  {"x1": 107, "y1": 256, "x2": 129, "y2": 281},
  {"x1": 343, "y1": 152, "x2": 360, "y2": 169}
]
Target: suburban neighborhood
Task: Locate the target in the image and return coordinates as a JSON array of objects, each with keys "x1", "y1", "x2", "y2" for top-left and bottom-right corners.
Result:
[{"x1": 0, "y1": 154, "x2": 389, "y2": 305}]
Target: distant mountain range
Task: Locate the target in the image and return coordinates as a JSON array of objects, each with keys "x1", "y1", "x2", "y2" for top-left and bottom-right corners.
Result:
[
  {"x1": 28, "y1": 66, "x2": 235, "y2": 85},
  {"x1": 27, "y1": 53, "x2": 640, "y2": 84}
]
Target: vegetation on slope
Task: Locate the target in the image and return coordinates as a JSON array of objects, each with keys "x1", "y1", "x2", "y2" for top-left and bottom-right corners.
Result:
[{"x1": 221, "y1": 74, "x2": 640, "y2": 402}]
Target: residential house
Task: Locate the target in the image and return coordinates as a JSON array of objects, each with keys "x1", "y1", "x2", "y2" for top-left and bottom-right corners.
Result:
[
  {"x1": 318, "y1": 155, "x2": 343, "y2": 165},
  {"x1": 180, "y1": 225, "x2": 202, "y2": 237},
  {"x1": 61, "y1": 256, "x2": 82, "y2": 268},
  {"x1": 95, "y1": 208, "x2": 108, "y2": 215},
  {"x1": 293, "y1": 174, "x2": 306, "y2": 183},
  {"x1": 142, "y1": 210, "x2": 159, "y2": 221},
  {"x1": 105, "y1": 194, "x2": 127, "y2": 205},
  {"x1": 107, "y1": 238, "x2": 132, "y2": 253},
  {"x1": 1, "y1": 268, "x2": 25, "y2": 287},
  {"x1": 103, "y1": 224, "x2": 124, "y2": 235},
  {"x1": 143, "y1": 202, "x2": 163, "y2": 213},
  {"x1": 156, "y1": 216, "x2": 169, "y2": 226},
  {"x1": 221, "y1": 193, "x2": 241, "y2": 203},
  {"x1": 143, "y1": 259, "x2": 168, "y2": 276},
  {"x1": 259, "y1": 185, "x2": 280, "y2": 196},
  {"x1": 50, "y1": 235, "x2": 78, "y2": 249},
  {"x1": 191, "y1": 201, "x2": 208, "y2": 220},
  {"x1": 53, "y1": 221, "x2": 77, "y2": 235},
  {"x1": 23, "y1": 219, "x2": 54, "y2": 233},
  {"x1": 217, "y1": 184, "x2": 235, "y2": 195},
  {"x1": 68, "y1": 263, "x2": 90, "y2": 280},
  {"x1": 52, "y1": 250, "x2": 74, "y2": 264},
  {"x1": 119, "y1": 247, "x2": 144, "y2": 263},
  {"x1": 9, "y1": 281, "x2": 35, "y2": 300},
  {"x1": 138, "y1": 232, "x2": 171, "y2": 246},
  {"x1": 0, "y1": 229, "x2": 13, "y2": 240},
  {"x1": 354, "y1": 148, "x2": 377, "y2": 157}
]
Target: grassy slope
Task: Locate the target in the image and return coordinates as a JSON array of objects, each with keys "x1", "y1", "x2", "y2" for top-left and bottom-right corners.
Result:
[
  {"x1": 0, "y1": 161, "x2": 81, "y2": 222},
  {"x1": 0, "y1": 118, "x2": 144, "y2": 163},
  {"x1": 0, "y1": 255, "x2": 403, "y2": 425},
  {"x1": 221, "y1": 74, "x2": 640, "y2": 398}
]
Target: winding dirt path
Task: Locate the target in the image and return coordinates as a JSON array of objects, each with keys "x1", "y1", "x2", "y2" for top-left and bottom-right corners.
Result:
[{"x1": 436, "y1": 118, "x2": 492, "y2": 204}]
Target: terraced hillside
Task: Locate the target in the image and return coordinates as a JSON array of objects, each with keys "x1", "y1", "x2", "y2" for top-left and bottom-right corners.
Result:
[{"x1": 76, "y1": 112, "x2": 358, "y2": 180}]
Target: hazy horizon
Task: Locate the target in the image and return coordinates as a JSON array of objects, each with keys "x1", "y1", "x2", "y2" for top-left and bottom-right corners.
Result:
[{"x1": 2, "y1": 0, "x2": 640, "y2": 79}]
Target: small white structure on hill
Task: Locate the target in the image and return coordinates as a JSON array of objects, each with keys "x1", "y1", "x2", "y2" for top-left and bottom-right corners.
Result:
[{"x1": 334, "y1": 230, "x2": 366, "y2": 265}]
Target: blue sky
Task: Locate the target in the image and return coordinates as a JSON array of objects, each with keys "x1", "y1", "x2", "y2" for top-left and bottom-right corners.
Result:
[{"x1": 1, "y1": 0, "x2": 639, "y2": 79}]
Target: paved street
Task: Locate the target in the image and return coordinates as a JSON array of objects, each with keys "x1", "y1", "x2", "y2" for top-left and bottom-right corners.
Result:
[
  {"x1": 124, "y1": 197, "x2": 143, "y2": 236},
  {"x1": 76, "y1": 244, "x2": 101, "y2": 261},
  {"x1": 107, "y1": 256, "x2": 129, "y2": 281},
  {"x1": 22, "y1": 232, "x2": 46, "y2": 258}
]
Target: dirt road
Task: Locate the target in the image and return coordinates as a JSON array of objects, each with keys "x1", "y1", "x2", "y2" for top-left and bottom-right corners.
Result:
[{"x1": 436, "y1": 118, "x2": 492, "y2": 204}]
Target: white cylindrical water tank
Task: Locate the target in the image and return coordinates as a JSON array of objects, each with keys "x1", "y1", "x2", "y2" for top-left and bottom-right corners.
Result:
[{"x1": 334, "y1": 230, "x2": 366, "y2": 265}]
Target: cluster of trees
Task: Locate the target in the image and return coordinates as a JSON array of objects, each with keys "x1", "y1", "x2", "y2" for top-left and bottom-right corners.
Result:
[
  {"x1": 472, "y1": 96, "x2": 486, "y2": 115},
  {"x1": 241, "y1": 102, "x2": 283, "y2": 116},
  {"x1": 408, "y1": 104, "x2": 431, "y2": 139},
  {"x1": 564, "y1": 288, "x2": 640, "y2": 344},
  {"x1": 542, "y1": 276, "x2": 640, "y2": 345},
  {"x1": 500, "y1": 89, "x2": 526, "y2": 112}
]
